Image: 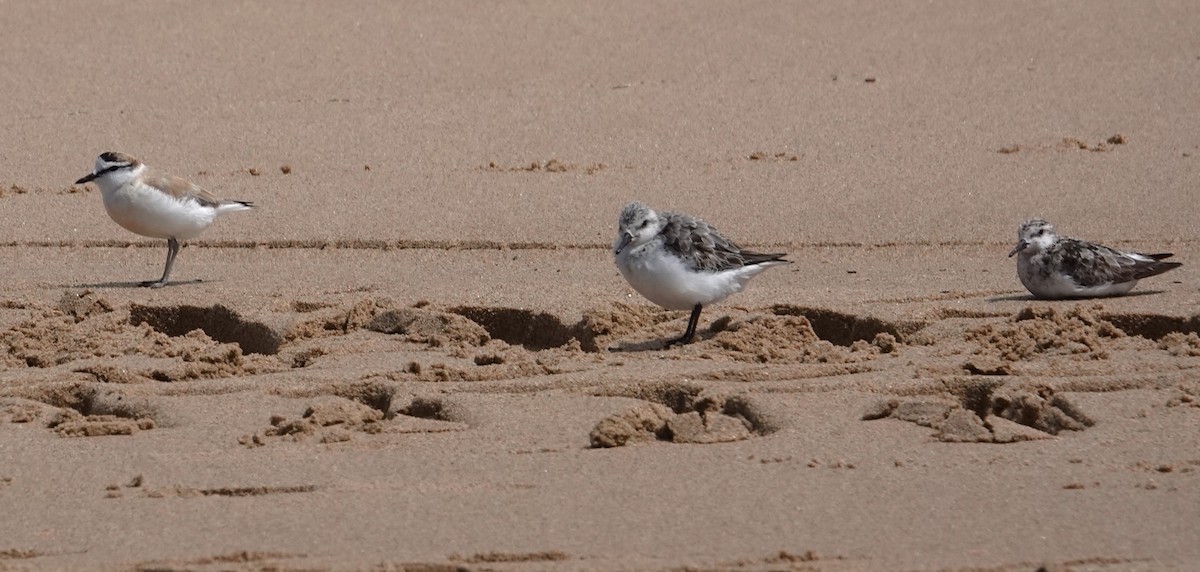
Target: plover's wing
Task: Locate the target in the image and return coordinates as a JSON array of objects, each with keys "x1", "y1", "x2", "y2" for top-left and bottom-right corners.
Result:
[
  {"x1": 1055, "y1": 238, "x2": 1181, "y2": 286},
  {"x1": 143, "y1": 173, "x2": 253, "y2": 209},
  {"x1": 142, "y1": 172, "x2": 222, "y2": 206},
  {"x1": 659, "y1": 211, "x2": 787, "y2": 272}
]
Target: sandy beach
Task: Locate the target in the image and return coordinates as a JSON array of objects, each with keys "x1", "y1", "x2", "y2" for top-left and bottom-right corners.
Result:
[{"x1": 2, "y1": 1, "x2": 1199, "y2": 570}]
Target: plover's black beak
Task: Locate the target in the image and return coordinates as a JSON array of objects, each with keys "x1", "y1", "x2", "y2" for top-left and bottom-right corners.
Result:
[
  {"x1": 615, "y1": 232, "x2": 633, "y2": 254},
  {"x1": 1007, "y1": 240, "x2": 1027, "y2": 257},
  {"x1": 75, "y1": 173, "x2": 97, "y2": 184}
]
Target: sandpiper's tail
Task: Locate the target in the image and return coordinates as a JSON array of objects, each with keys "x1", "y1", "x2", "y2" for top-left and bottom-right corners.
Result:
[
  {"x1": 742, "y1": 251, "x2": 789, "y2": 266},
  {"x1": 1132, "y1": 255, "x2": 1182, "y2": 280}
]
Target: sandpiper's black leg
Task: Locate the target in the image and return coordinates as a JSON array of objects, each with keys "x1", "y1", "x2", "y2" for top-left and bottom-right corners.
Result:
[
  {"x1": 666, "y1": 304, "x2": 703, "y2": 346},
  {"x1": 140, "y1": 238, "x2": 180, "y2": 288}
]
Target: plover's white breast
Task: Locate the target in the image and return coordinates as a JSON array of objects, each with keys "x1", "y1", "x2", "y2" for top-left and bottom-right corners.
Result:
[{"x1": 102, "y1": 180, "x2": 218, "y2": 241}]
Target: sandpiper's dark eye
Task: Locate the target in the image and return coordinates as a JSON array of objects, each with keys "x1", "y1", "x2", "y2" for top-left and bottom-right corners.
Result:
[
  {"x1": 1038, "y1": 229, "x2": 1046, "y2": 235},
  {"x1": 640, "y1": 220, "x2": 649, "y2": 228}
]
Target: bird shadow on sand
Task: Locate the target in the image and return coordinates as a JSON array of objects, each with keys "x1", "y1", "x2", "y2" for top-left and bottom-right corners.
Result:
[
  {"x1": 986, "y1": 290, "x2": 1167, "y2": 303},
  {"x1": 608, "y1": 339, "x2": 670, "y2": 352},
  {"x1": 608, "y1": 334, "x2": 715, "y2": 353},
  {"x1": 66, "y1": 278, "x2": 212, "y2": 289}
]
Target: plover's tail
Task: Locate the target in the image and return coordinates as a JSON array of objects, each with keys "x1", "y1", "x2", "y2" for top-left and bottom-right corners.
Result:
[{"x1": 216, "y1": 200, "x2": 255, "y2": 214}]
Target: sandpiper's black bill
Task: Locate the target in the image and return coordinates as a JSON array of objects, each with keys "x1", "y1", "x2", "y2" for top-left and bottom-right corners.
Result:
[
  {"x1": 1007, "y1": 240, "x2": 1027, "y2": 257},
  {"x1": 615, "y1": 233, "x2": 633, "y2": 254},
  {"x1": 75, "y1": 173, "x2": 97, "y2": 184}
]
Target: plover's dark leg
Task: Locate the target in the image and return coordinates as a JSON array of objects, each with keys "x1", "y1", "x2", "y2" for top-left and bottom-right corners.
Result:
[
  {"x1": 141, "y1": 238, "x2": 180, "y2": 288},
  {"x1": 667, "y1": 304, "x2": 703, "y2": 346}
]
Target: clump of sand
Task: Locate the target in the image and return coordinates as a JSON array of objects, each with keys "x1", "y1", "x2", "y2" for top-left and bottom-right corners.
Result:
[
  {"x1": 0, "y1": 399, "x2": 43, "y2": 424},
  {"x1": 57, "y1": 290, "x2": 114, "y2": 322},
  {"x1": 49, "y1": 411, "x2": 156, "y2": 437},
  {"x1": 286, "y1": 299, "x2": 381, "y2": 339},
  {"x1": 365, "y1": 346, "x2": 580, "y2": 383},
  {"x1": 1, "y1": 384, "x2": 165, "y2": 437},
  {"x1": 580, "y1": 302, "x2": 686, "y2": 348},
  {"x1": 864, "y1": 380, "x2": 1095, "y2": 443},
  {"x1": 243, "y1": 386, "x2": 470, "y2": 447},
  {"x1": 706, "y1": 314, "x2": 886, "y2": 364},
  {"x1": 365, "y1": 307, "x2": 490, "y2": 347},
  {"x1": 590, "y1": 383, "x2": 774, "y2": 447},
  {"x1": 589, "y1": 403, "x2": 674, "y2": 447},
  {"x1": 583, "y1": 303, "x2": 885, "y2": 363},
  {"x1": 245, "y1": 397, "x2": 386, "y2": 446},
  {"x1": 1158, "y1": 332, "x2": 1200, "y2": 357},
  {"x1": 966, "y1": 305, "x2": 1124, "y2": 361},
  {"x1": 1, "y1": 293, "x2": 283, "y2": 381},
  {"x1": 285, "y1": 299, "x2": 492, "y2": 350},
  {"x1": 590, "y1": 403, "x2": 755, "y2": 447}
]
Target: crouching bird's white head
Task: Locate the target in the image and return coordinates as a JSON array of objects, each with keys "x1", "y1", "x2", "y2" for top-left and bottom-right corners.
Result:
[
  {"x1": 1009, "y1": 218, "x2": 1181, "y2": 299},
  {"x1": 613, "y1": 201, "x2": 789, "y2": 346},
  {"x1": 76, "y1": 152, "x2": 255, "y2": 288}
]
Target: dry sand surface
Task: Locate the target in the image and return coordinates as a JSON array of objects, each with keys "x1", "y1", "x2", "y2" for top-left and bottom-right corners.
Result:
[{"x1": 2, "y1": 1, "x2": 1200, "y2": 570}]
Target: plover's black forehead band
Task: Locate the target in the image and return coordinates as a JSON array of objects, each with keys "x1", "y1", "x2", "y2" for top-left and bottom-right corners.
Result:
[
  {"x1": 96, "y1": 163, "x2": 125, "y2": 176},
  {"x1": 99, "y1": 151, "x2": 125, "y2": 163}
]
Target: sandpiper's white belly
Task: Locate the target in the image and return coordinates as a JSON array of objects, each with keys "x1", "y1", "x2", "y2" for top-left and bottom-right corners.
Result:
[
  {"x1": 1017, "y1": 255, "x2": 1136, "y2": 299},
  {"x1": 102, "y1": 182, "x2": 216, "y2": 240},
  {"x1": 616, "y1": 241, "x2": 776, "y2": 310}
]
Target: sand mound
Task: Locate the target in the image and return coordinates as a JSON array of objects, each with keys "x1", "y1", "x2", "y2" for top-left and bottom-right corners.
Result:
[
  {"x1": 771, "y1": 304, "x2": 921, "y2": 346},
  {"x1": 73, "y1": 364, "x2": 152, "y2": 384},
  {"x1": 367, "y1": 307, "x2": 490, "y2": 347},
  {"x1": 580, "y1": 302, "x2": 688, "y2": 349},
  {"x1": 9, "y1": 382, "x2": 164, "y2": 419},
  {"x1": 244, "y1": 386, "x2": 469, "y2": 447},
  {"x1": 50, "y1": 412, "x2": 156, "y2": 437},
  {"x1": 590, "y1": 382, "x2": 775, "y2": 447},
  {"x1": 57, "y1": 289, "x2": 114, "y2": 322},
  {"x1": 1166, "y1": 383, "x2": 1200, "y2": 409},
  {"x1": 251, "y1": 397, "x2": 386, "y2": 445},
  {"x1": 584, "y1": 303, "x2": 895, "y2": 363},
  {"x1": 666, "y1": 410, "x2": 757, "y2": 444},
  {"x1": 449, "y1": 306, "x2": 592, "y2": 351},
  {"x1": 1, "y1": 383, "x2": 165, "y2": 437},
  {"x1": 0, "y1": 398, "x2": 45, "y2": 424},
  {"x1": 966, "y1": 305, "x2": 1125, "y2": 361},
  {"x1": 590, "y1": 403, "x2": 756, "y2": 447},
  {"x1": 130, "y1": 303, "x2": 283, "y2": 355},
  {"x1": 1159, "y1": 332, "x2": 1200, "y2": 357},
  {"x1": 589, "y1": 403, "x2": 674, "y2": 447},
  {"x1": 285, "y1": 299, "x2": 382, "y2": 340},
  {"x1": 144, "y1": 333, "x2": 256, "y2": 381},
  {"x1": 1102, "y1": 312, "x2": 1200, "y2": 341},
  {"x1": 864, "y1": 379, "x2": 1095, "y2": 443},
  {"x1": 706, "y1": 313, "x2": 889, "y2": 363},
  {"x1": 365, "y1": 347, "x2": 580, "y2": 383},
  {"x1": 1, "y1": 294, "x2": 285, "y2": 382},
  {"x1": 284, "y1": 299, "x2": 593, "y2": 354},
  {"x1": 321, "y1": 380, "x2": 471, "y2": 427}
]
